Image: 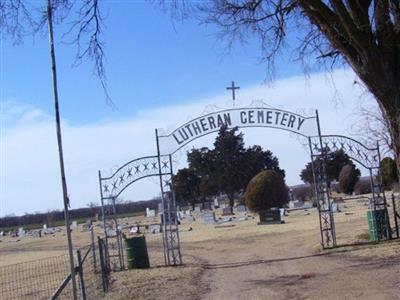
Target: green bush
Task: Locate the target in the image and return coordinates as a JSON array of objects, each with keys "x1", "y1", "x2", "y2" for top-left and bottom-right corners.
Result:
[
  {"x1": 339, "y1": 164, "x2": 360, "y2": 194},
  {"x1": 244, "y1": 170, "x2": 289, "y2": 213},
  {"x1": 353, "y1": 178, "x2": 371, "y2": 195}
]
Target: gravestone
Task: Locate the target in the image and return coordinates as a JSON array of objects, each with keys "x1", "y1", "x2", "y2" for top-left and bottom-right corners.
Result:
[
  {"x1": 203, "y1": 202, "x2": 212, "y2": 211},
  {"x1": 258, "y1": 209, "x2": 283, "y2": 224},
  {"x1": 43, "y1": 224, "x2": 47, "y2": 230},
  {"x1": 222, "y1": 206, "x2": 234, "y2": 216},
  {"x1": 146, "y1": 208, "x2": 156, "y2": 217},
  {"x1": 331, "y1": 202, "x2": 340, "y2": 213},
  {"x1": 72, "y1": 221, "x2": 78, "y2": 228},
  {"x1": 194, "y1": 205, "x2": 201, "y2": 213},
  {"x1": 289, "y1": 200, "x2": 303, "y2": 209},
  {"x1": 213, "y1": 197, "x2": 219, "y2": 208},
  {"x1": 236, "y1": 205, "x2": 246, "y2": 212},
  {"x1": 149, "y1": 224, "x2": 161, "y2": 234},
  {"x1": 202, "y1": 212, "x2": 217, "y2": 224},
  {"x1": 18, "y1": 227, "x2": 25, "y2": 237}
]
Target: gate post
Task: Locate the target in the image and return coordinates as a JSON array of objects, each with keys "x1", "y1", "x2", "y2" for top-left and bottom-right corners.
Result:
[{"x1": 313, "y1": 110, "x2": 336, "y2": 249}]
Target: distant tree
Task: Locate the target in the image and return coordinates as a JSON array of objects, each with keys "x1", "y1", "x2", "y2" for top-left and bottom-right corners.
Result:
[
  {"x1": 381, "y1": 157, "x2": 399, "y2": 190},
  {"x1": 291, "y1": 185, "x2": 314, "y2": 202},
  {"x1": 353, "y1": 178, "x2": 372, "y2": 195},
  {"x1": 339, "y1": 164, "x2": 360, "y2": 194},
  {"x1": 244, "y1": 170, "x2": 289, "y2": 213},
  {"x1": 212, "y1": 126, "x2": 285, "y2": 207},
  {"x1": 173, "y1": 126, "x2": 285, "y2": 207},
  {"x1": 300, "y1": 150, "x2": 360, "y2": 185},
  {"x1": 173, "y1": 168, "x2": 201, "y2": 208}
]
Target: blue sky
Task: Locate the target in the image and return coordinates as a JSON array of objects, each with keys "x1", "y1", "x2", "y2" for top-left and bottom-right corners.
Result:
[
  {"x1": 3, "y1": 1, "x2": 301, "y2": 125},
  {"x1": 1, "y1": 1, "x2": 374, "y2": 216}
]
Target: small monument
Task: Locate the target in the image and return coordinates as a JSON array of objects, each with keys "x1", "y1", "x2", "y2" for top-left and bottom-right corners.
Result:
[
  {"x1": 146, "y1": 208, "x2": 156, "y2": 217},
  {"x1": 202, "y1": 211, "x2": 217, "y2": 224}
]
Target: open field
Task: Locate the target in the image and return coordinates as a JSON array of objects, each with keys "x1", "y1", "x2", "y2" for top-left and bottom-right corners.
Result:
[{"x1": 1, "y1": 197, "x2": 400, "y2": 299}]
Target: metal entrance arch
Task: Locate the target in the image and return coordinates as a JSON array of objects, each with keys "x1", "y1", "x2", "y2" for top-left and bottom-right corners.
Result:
[
  {"x1": 309, "y1": 135, "x2": 391, "y2": 246},
  {"x1": 98, "y1": 105, "x2": 392, "y2": 267},
  {"x1": 156, "y1": 106, "x2": 337, "y2": 251},
  {"x1": 98, "y1": 154, "x2": 182, "y2": 267}
]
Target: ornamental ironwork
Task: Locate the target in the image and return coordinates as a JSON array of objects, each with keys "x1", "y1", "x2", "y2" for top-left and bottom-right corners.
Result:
[
  {"x1": 100, "y1": 155, "x2": 171, "y2": 200},
  {"x1": 310, "y1": 135, "x2": 380, "y2": 169}
]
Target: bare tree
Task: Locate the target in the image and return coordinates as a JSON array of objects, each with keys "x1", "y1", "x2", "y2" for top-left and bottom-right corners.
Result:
[
  {"x1": 2, "y1": 0, "x2": 400, "y2": 178},
  {"x1": 352, "y1": 100, "x2": 394, "y2": 157},
  {"x1": 164, "y1": 0, "x2": 400, "y2": 181},
  {"x1": 1, "y1": 0, "x2": 110, "y2": 102}
]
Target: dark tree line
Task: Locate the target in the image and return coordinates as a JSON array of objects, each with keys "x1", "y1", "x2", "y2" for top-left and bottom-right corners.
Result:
[
  {"x1": 0, "y1": 199, "x2": 160, "y2": 229},
  {"x1": 173, "y1": 126, "x2": 285, "y2": 208},
  {"x1": 300, "y1": 149, "x2": 361, "y2": 185}
]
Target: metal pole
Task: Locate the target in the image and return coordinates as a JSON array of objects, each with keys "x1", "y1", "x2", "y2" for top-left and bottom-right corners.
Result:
[
  {"x1": 46, "y1": 2, "x2": 77, "y2": 298},
  {"x1": 98, "y1": 171, "x2": 108, "y2": 245},
  {"x1": 77, "y1": 250, "x2": 86, "y2": 300},
  {"x1": 308, "y1": 137, "x2": 324, "y2": 248},
  {"x1": 155, "y1": 129, "x2": 168, "y2": 265},
  {"x1": 169, "y1": 154, "x2": 182, "y2": 264},
  {"x1": 90, "y1": 225, "x2": 97, "y2": 271},
  {"x1": 315, "y1": 110, "x2": 336, "y2": 247},
  {"x1": 98, "y1": 237, "x2": 107, "y2": 293},
  {"x1": 391, "y1": 194, "x2": 399, "y2": 238},
  {"x1": 376, "y1": 141, "x2": 392, "y2": 239}
]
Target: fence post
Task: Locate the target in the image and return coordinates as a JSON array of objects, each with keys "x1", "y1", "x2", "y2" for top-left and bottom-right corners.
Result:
[
  {"x1": 77, "y1": 250, "x2": 86, "y2": 300},
  {"x1": 98, "y1": 237, "x2": 108, "y2": 293},
  {"x1": 392, "y1": 194, "x2": 399, "y2": 238},
  {"x1": 90, "y1": 226, "x2": 97, "y2": 271}
]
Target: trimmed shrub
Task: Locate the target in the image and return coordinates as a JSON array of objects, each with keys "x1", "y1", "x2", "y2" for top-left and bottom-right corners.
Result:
[
  {"x1": 339, "y1": 164, "x2": 360, "y2": 194},
  {"x1": 353, "y1": 178, "x2": 371, "y2": 195},
  {"x1": 244, "y1": 170, "x2": 289, "y2": 212}
]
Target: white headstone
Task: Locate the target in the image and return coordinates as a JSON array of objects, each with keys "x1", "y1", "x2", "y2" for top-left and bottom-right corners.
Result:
[
  {"x1": 43, "y1": 224, "x2": 47, "y2": 230},
  {"x1": 146, "y1": 208, "x2": 156, "y2": 217},
  {"x1": 18, "y1": 227, "x2": 25, "y2": 237},
  {"x1": 72, "y1": 221, "x2": 78, "y2": 228}
]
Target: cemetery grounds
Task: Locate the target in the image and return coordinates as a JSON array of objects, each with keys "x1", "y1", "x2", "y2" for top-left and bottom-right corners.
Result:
[{"x1": 1, "y1": 194, "x2": 400, "y2": 299}]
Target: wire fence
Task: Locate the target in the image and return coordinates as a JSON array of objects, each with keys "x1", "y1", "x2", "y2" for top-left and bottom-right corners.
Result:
[
  {"x1": 0, "y1": 253, "x2": 73, "y2": 300},
  {"x1": 0, "y1": 233, "x2": 110, "y2": 300}
]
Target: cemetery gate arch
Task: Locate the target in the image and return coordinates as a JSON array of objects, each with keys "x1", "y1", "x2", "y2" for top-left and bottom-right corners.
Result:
[{"x1": 99, "y1": 105, "x2": 391, "y2": 267}]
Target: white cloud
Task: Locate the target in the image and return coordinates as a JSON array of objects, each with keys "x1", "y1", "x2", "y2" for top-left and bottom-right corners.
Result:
[{"x1": 1, "y1": 69, "x2": 372, "y2": 216}]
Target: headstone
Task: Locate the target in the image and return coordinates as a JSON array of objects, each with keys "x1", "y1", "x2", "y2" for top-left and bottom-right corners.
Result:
[
  {"x1": 332, "y1": 202, "x2": 340, "y2": 213},
  {"x1": 194, "y1": 205, "x2": 201, "y2": 212},
  {"x1": 18, "y1": 227, "x2": 25, "y2": 237},
  {"x1": 202, "y1": 212, "x2": 217, "y2": 224},
  {"x1": 149, "y1": 224, "x2": 161, "y2": 234},
  {"x1": 236, "y1": 205, "x2": 246, "y2": 212},
  {"x1": 146, "y1": 208, "x2": 156, "y2": 217},
  {"x1": 72, "y1": 221, "x2": 78, "y2": 228},
  {"x1": 203, "y1": 202, "x2": 212, "y2": 210},
  {"x1": 303, "y1": 202, "x2": 313, "y2": 209},
  {"x1": 222, "y1": 206, "x2": 234, "y2": 216},
  {"x1": 214, "y1": 197, "x2": 219, "y2": 208},
  {"x1": 289, "y1": 200, "x2": 303, "y2": 209},
  {"x1": 43, "y1": 224, "x2": 47, "y2": 230},
  {"x1": 258, "y1": 209, "x2": 282, "y2": 224}
]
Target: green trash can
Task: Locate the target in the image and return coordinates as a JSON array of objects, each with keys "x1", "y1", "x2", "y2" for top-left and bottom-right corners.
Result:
[
  {"x1": 367, "y1": 209, "x2": 388, "y2": 241},
  {"x1": 124, "y1": 235, "x2": 150, "y2": 269}
]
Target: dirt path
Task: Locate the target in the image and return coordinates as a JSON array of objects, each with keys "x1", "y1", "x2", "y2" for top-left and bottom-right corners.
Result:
[{"x1": 183, "y1": 224, "x2": 400, "y2": 300}]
